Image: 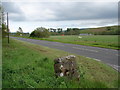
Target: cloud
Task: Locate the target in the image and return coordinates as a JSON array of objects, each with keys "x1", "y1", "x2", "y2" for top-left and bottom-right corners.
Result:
[
  {"x1": 2, "y1": 1, "x2": 118, "y2": 33},
  {"x1": 2, "y1": 2, "x2": 26, "y2": 21},
  {"x1": 2, "y1": 2, "x2": 118, "y2": 21},
  {"x1": 52, "y1": 2, "x2": 118, "y2": 21},
  {"x1": 24, "y1": 2, "x2": 118, "y2": 21}
]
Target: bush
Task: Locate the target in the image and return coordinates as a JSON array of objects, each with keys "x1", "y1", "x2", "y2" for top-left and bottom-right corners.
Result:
[
  {"x1": 30, "y1": 27, "x2": 50, "y2": 38},
  {"x1": 2, "y1": 24, "x2": 7, "y2": 38}
]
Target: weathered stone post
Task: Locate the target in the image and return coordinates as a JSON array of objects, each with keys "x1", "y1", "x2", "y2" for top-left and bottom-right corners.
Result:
[{"x1": 54, "y1": 55, "x2": 80, "y2": 80}]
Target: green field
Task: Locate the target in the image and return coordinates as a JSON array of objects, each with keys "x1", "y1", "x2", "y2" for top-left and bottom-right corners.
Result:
[
  {"x1": 3, "y1": 38, "x2": 119, "y2": 88},
  {"x1": 28, "y1": 35, "x2": 119, "y2": 49}
]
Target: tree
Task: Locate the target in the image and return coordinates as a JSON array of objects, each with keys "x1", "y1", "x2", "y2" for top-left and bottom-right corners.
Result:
[
  {"x1": 16, "y1": 27, "x2": 23, "y2": 36},
  {"x1": 2, "y1": 24, "x2": 7, "y2": 38},
  {"x1": 18, "y1": 27, "x2": 23, "y2": 33},
  {"x1": 30, "y1": 30, "x2": 35, "y2": 37},
  {"x1": 106, "y1": 27, "x2": 111, "y2": 31},
  {"x1": 0, "y1": 5, "x2": 7, "y2": 38},
  {"x1": 53, "y1": 29, "x2": 56, "y2": 33},
  {"x1": 30, "y1": 27, "x2": 50, "y2": 38},
  {"x1": 67, "y1": 28, "x2": 72, "y2": 32},
  {"x1": 57, "y1": 28, "x2": 62, "y2": 33},
  {"x1": 64, "y1": 28, "x2": 80, "y2": 35}
]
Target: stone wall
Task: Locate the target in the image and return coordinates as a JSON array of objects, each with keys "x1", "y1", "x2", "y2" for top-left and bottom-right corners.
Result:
[{"x1": 54, "y1": 55, "x2": 80, "y2": 80}]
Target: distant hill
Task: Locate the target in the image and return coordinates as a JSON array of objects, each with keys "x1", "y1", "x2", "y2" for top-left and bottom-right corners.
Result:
[{"x1": 80, "y1": 25, "x2": 119, "y2": 35}]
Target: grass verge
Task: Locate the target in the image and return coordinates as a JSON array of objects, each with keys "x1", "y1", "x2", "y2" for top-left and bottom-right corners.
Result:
[{"x1": 2, "y1": 38, "x2": 119, "y2": 88}]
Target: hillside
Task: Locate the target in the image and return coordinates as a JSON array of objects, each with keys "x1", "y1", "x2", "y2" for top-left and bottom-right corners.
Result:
[{"x1": 80, "y1": 25, "x2": 119, "y2": 35}]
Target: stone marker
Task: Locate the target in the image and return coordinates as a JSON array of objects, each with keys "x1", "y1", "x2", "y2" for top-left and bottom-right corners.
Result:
[{"x1": 54, "y1": 55, "x2": 80, "y2": 80}]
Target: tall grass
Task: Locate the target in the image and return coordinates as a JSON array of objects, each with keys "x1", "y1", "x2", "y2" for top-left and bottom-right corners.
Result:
[{"x1": 2, "y1": 38, "x2": 119, "y2": 88}]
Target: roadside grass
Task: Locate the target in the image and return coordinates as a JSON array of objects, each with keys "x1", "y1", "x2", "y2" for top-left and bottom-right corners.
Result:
[
  {"x1": 17, "y1": 35, "x2": 119, "y2": 50},
  {"x1": 2, "y1": 38, "x2": 119, "y2": 88}
]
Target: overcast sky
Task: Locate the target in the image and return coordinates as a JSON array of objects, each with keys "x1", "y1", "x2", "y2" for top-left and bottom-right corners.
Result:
[{"x1": 2, "y1": 0, "x2": 118, "y2": 33}]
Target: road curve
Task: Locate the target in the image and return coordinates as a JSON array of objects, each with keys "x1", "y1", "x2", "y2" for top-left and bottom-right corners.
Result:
[{"x1": 11, "y1": 37, "x2": 119, "y2": 71}]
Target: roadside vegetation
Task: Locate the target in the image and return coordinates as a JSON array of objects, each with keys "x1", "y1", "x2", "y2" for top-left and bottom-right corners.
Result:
[
  {"x1": 30, "y1": 27, "x2": 50, "y2": 38},
  {"x1": 3, "y1": 38, "x2": 119, "y2": 88}
]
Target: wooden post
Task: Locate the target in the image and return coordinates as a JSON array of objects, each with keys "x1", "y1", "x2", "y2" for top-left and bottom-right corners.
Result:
[{"x1": 7, "y1": 12, "x2": 9, "y2": 44}]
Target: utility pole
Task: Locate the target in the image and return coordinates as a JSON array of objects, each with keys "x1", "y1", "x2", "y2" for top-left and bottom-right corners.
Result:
[{"x1": 6, "y1": 12, "x2": 9, "y2": 44}]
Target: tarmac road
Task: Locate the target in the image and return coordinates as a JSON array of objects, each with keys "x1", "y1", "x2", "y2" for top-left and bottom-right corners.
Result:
[{"x1": 11, "y1": 37, "x2": 119, "y2": 71}]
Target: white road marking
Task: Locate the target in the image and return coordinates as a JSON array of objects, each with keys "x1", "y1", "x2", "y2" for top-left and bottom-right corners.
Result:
[
  {"x1": 86, "y1": 57, "x2": 92, "y2": 59},
  {"x1": 94, "y1": 58, "x2": 101, "y2": 62},
  {"x1": 72, "y1": 47, "x2": 98, "y2": 52},
  {"x1": 107, "y1": 64, "x2": 119, "y2": 71},
  {"x1": 86, "y1": 57, "x2": 101, "y2": 62}
]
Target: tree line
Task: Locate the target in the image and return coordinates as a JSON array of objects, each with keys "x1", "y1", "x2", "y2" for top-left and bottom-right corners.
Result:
[
  {"x1": 29, "y1": 27, "x2": 81, "y2": 38},
  {"x1": 8, "y1": 26, "x2": 120, "y2": 39},
  {"x1": 49, "y1": 28, "x2": 81, "y2": 36}
]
